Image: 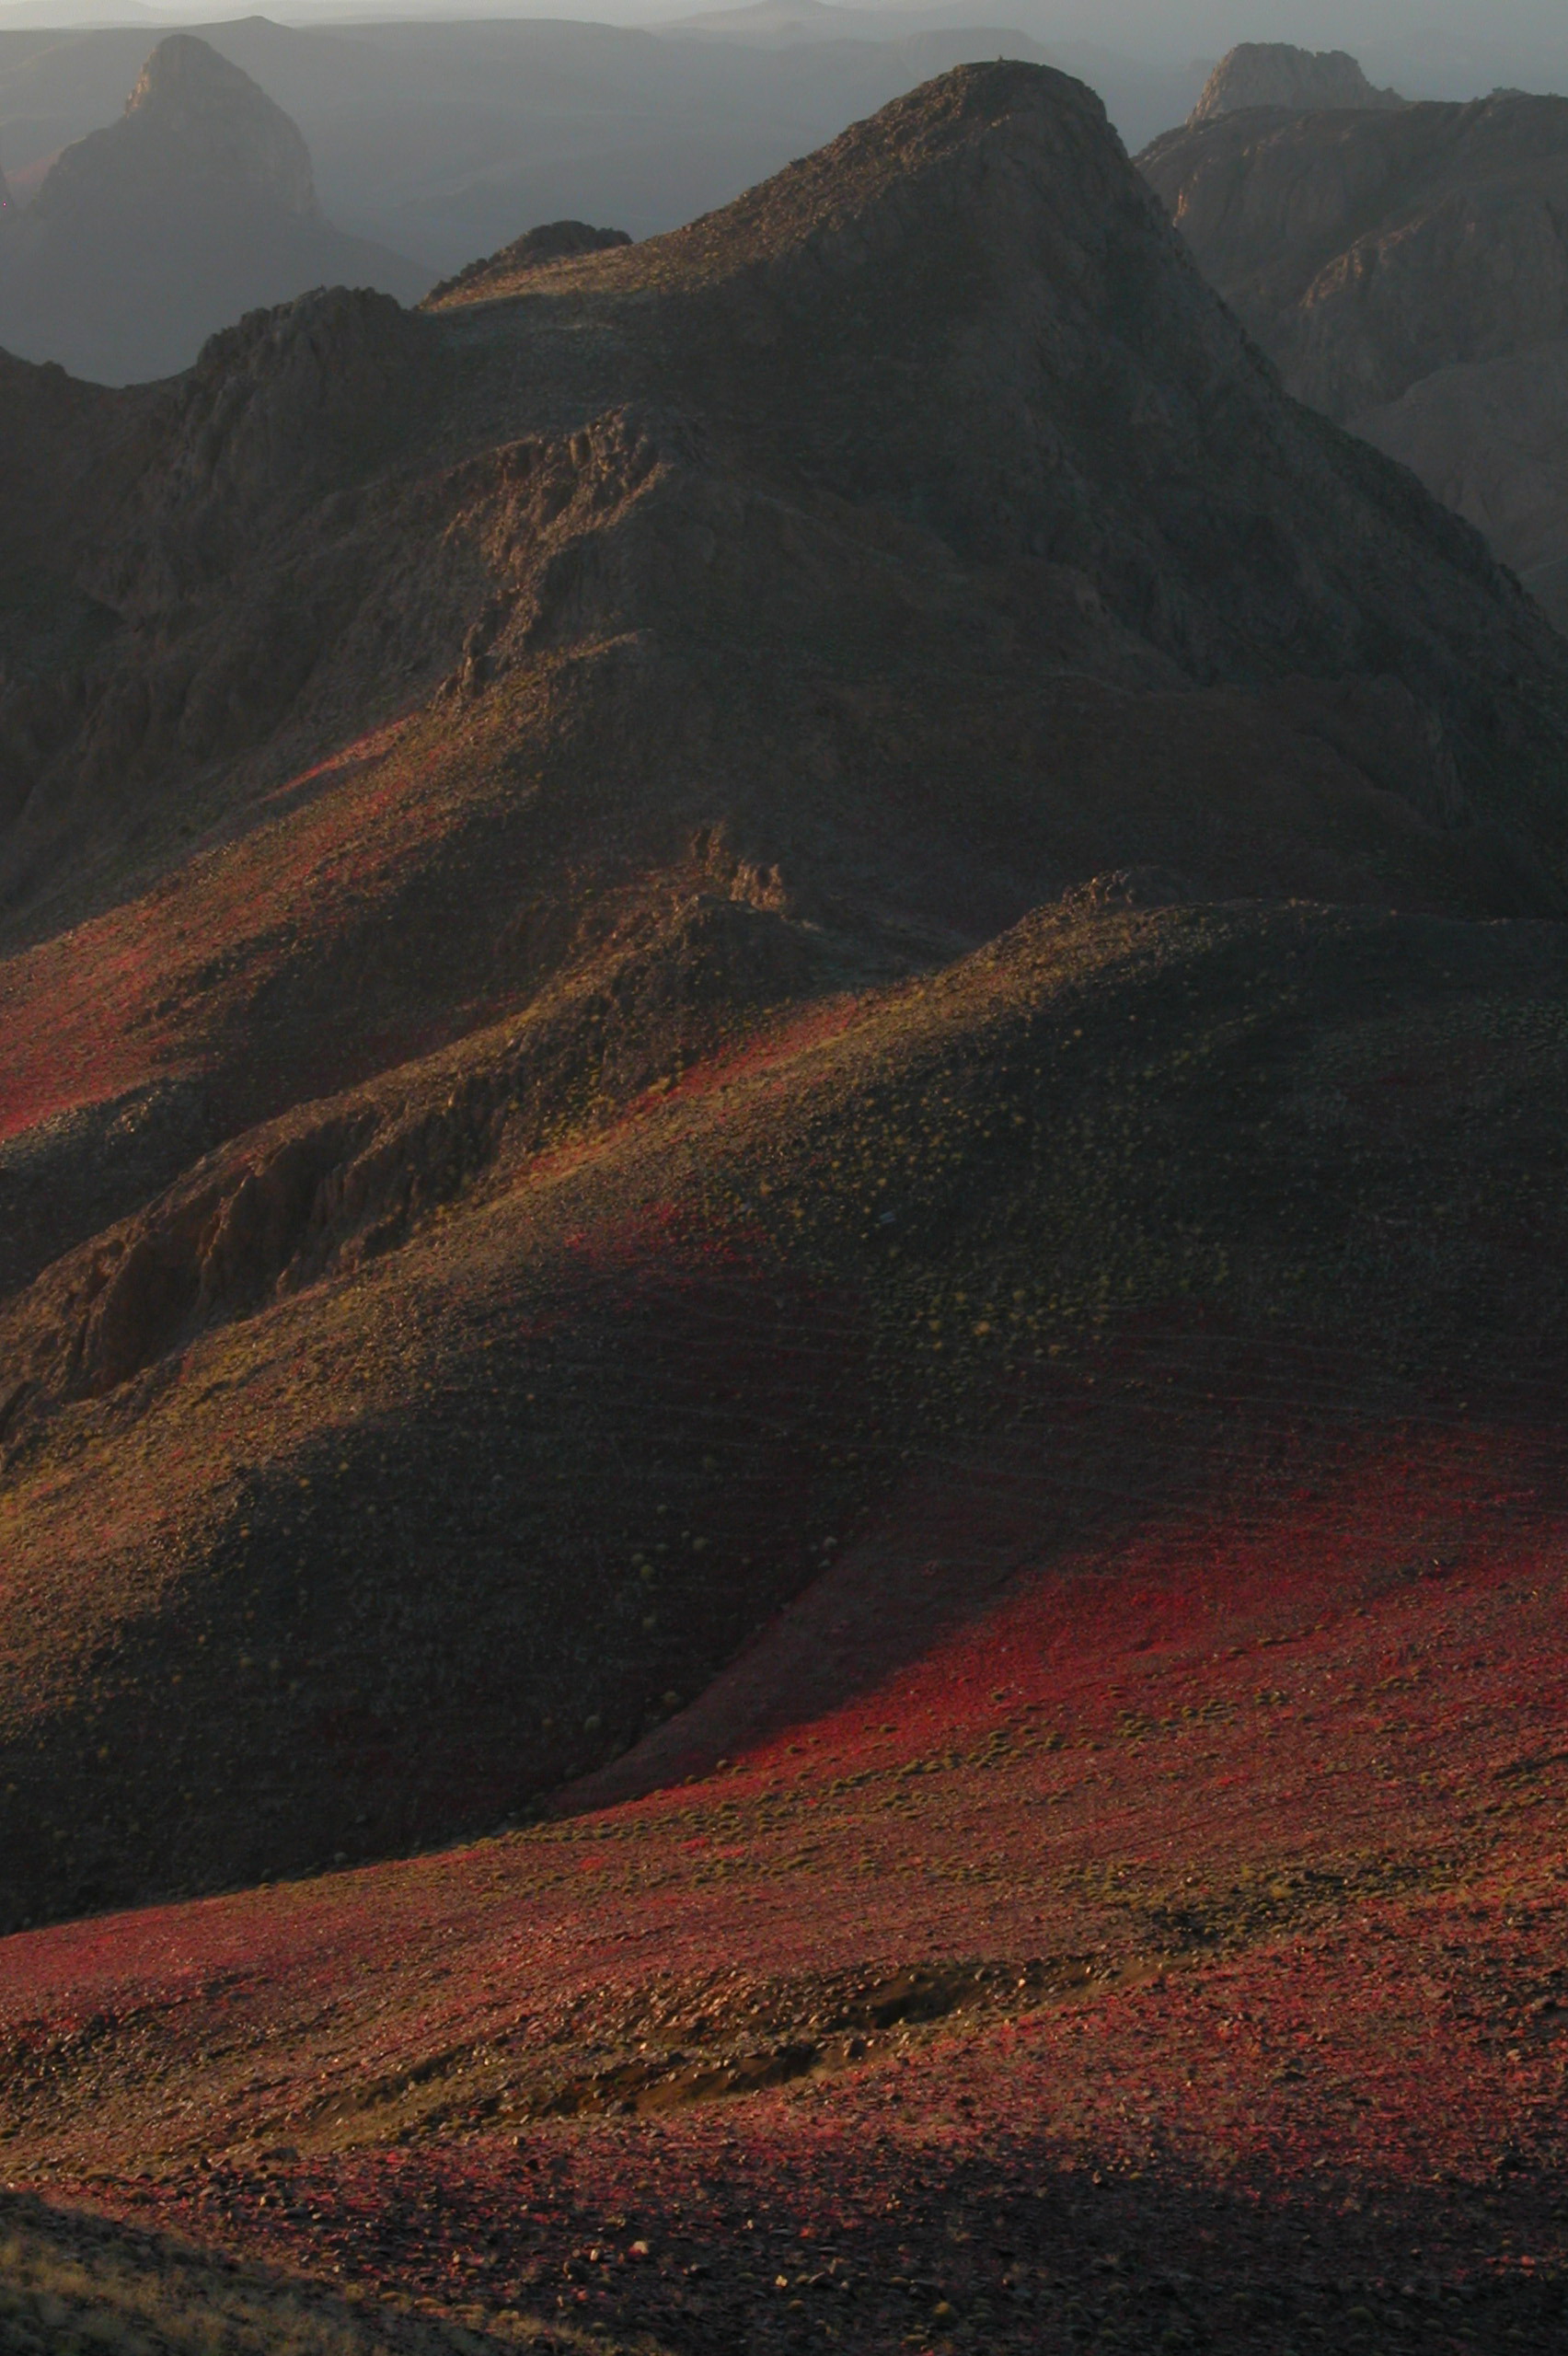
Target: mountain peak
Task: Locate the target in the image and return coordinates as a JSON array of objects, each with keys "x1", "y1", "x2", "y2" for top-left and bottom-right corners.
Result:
[
  {"x1": 1191, "y1": 43, "x2": 1404, "y2": 125},
  {"x1": 37, "y1": 32, "x2": 317, "y2": 223}
]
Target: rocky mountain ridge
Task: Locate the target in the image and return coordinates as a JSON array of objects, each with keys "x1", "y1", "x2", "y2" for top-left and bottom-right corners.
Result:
[{"x1": 4, "y1": 64, "x2": 1568, "y2": 1931}]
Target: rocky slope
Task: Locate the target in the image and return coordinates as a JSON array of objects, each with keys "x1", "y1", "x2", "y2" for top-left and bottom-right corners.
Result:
[
  {"x1": 4, "y1": 62, "x2": 1568, "y2": 1937},
  {"x1": 1189, "y1": 41, "x2": 1404, "y2": 124},
  {"x1": 1353, "y1": 341, "x2": 1568, "y2": 625},
  {"x1": 1140, "y1": 90, "x2": 1568, "y2": 619},
  {"x1": 0, "y1": 34, "x2": 428, "y2": 382}
]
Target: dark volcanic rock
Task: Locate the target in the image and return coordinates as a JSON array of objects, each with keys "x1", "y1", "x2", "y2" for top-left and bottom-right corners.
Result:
[
  {"x1": 0, "y1": 34, "x2": 429, "y2": 382},
  {"x1": 1189, "y1": 42, "x2": 1404, "y2": 125}
]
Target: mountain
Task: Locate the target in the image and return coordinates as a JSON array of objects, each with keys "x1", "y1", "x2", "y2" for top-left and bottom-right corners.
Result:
[
  {"x1": 427, "y1": 215, "x2": 632, "y2": 306},
  {"x1": 0, "y1": 32, "x2": 430, "y2": 380},
  {"x1": 1139, "y1": 90, "x2": 1568, "y2": 422},
  {"x1": 1188, "y1": 40, "x2": 1405, "y2": 123},
  {"x1": 1140, "y1": 89, "x2": 1568, "y2": 622},
  {"x1": 4, "y1": 61, "x2": 1568, "y2": 1942},
  {"x1": 3, "y1": 54, "x2": 1568, "y2": 2350}
]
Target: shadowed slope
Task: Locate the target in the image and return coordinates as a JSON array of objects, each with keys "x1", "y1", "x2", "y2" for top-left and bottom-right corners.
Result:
[
  {"x1": 1139, "y1": 92, "x2": 1568, "y2": 424},
  {"x1": 0, "y1": 1307, "x2": 1565, "y2": 2350}
]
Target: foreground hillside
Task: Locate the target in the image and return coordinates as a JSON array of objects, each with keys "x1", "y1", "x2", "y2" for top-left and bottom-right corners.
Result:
[{"x1": 1, "y1": 1311, "x2": 1565, "y2": 2348}]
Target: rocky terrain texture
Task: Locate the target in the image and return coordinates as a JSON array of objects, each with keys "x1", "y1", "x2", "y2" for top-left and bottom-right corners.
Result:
[
  {"x1": 0, "y1": 33, "x2": 428, "y2": 382},
  {"x1": 1189, "y1": 40, "x2": 1405, "y2": 124},
  {"x1": 2, "y1": 1118, "x2": 1567, "y2": 2351},
  {"x1": 1140, "y1": 87, "x2": 1568, "y2": 623},
  {"x1": 3, "y1": 57, "x2": 1568, "y2": 2351}
]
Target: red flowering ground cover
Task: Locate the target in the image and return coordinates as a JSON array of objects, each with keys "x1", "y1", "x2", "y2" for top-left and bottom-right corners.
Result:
[{"x1": 2, "y1": 1355, "x2": 1563, "y2": 2352}]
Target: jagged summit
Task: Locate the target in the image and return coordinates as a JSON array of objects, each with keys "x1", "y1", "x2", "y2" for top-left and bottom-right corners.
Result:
[{"x1": 1189, "y1": 42, "x2": 1404, "y2": 124}]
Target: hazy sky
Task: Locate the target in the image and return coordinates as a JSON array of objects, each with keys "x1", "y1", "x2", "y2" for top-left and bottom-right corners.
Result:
[
  {"x1": 339, "y1": 0, "x2": 1568, "y2": 93},
  {"x1": 873, "y1": 0, "x2": 1568, "y2": 80},
  {"x1": 1, "y1": 0, "x2": 1562, "y2": 104}
]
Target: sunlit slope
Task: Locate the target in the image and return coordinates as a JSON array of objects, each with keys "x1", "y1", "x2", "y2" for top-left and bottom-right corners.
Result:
[
  {"x1": 0, "y1": 1276, "x2": 1564, "y2": 2350},
  {"x1": 4, "y1": 895, "x2": 1568, "y2": 1932}
]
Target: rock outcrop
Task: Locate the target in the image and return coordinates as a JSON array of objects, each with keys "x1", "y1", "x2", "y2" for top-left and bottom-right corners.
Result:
[
  {"x1": 1189, "y1": 43, "x2": 1404, "y2": 125},
  {"x1": 0, "y1": 34, "x2": 429, "y2": 382},
  {"x1": 1140, "y1": 92, "x2": 1568, "y2": 620},
  {"x1": 1141, "y1": 95, "x2": 1568, "y2": 422}
]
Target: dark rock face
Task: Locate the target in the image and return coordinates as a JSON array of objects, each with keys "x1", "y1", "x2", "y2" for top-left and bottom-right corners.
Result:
[
  {"x1": 427, "y1": 219, "x2": 632, "y2": 306},
  {"x1": 1189, "y1": 43, "x2": 1404, "y2": 125},
  {"x1": 7, "y1": 61, "x2": 1568, "y2": 921},
  {"x1": 0, "y1": 34, "x2": 429, "y2": 383},
  {"x1": 1139, "y1": 93, "x2": 1568, "y2": 620},
  {"x1": 1141, "y1": 96, "x2": 1568, "y2": 422}
]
